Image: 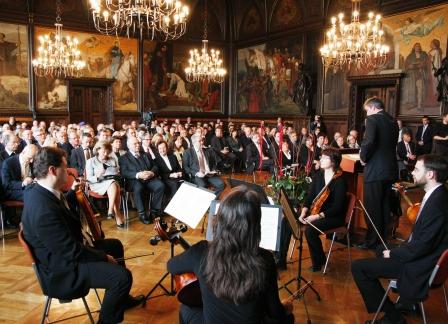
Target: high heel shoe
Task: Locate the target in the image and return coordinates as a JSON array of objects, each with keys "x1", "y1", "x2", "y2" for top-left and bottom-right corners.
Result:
[{"x1": 116, "y1": 219, "x2": 126, "y2": 229}]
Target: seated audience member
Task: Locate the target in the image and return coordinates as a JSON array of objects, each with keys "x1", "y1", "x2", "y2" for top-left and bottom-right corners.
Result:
[
  {"x1": 352, "y1": 154, "x2": 448, "y2": 324},
  {"x1": 299, "y1": 136, "x2": 316, "y2": 170},
  {"x1": 298, "y1": 148, "x2": 347, "y2": 272},
  {"x1": 119, "y1": 136, "x2": 165, "y2": 224},
  {"x1": 70, "y1": 132, "x2": 94, "y2": 176},
  {"x1": 347, "y1": 135, "x2": 360, "y2": 149},
  {"x1": 170, "y1": 135, "x2": 186, "y2": 168},
  {"x1": 281, "y1": 141, "x2": 293, "y2": 167},
  {"x1": 18, "y1": 129, "x2": 34, "y2": 152},
  {"x1": 182, "y1": 134, "x2": 225, "y2": 198},
  {"x1": 179, "y1": 128, "x2": 191, "y2": 149},
  {"x1": 86, "y1": 141, "x2": 125, "y2": 228},
  {"x1": 330, "y1": 132, "x2": 342, "y2": 148},
  {"x1": 227, "y1": 129, "x2": 244, "y2": 172},
  {"x1": 245, "y1": 133, "x2": 274, "y2": 173},
  {"x1": 336, "y1": 136, "x2": 348, "y2": 149},
  {"x1": 22, "y1": 147, "x2": 144, "y2": 324},
  {"x1": 110, "y1": 136, "x2": 127, "y2": 165},
  {"x1": 33, "y1": 128, "x2": 47, "y2": 148},
  {"x1": 141, "y1": 132, "x2": 158, "y2": 160},
  {"x1": 287, "y1": 131, "x2": 300, "y2": 160},
  {"x1": 168, "y1": 187, "x2": 294, "y2": 324},
  {"x1": 56, "y1": 130, "x2": 72, "y2": 157},
  {"x1": 1, "y1": 144, "x2": 38, "y2": 201},
  {"x1": 211, "y1": 126, "x2": 236, "y2": 172},
  {"x1": 397, "y1": 130, "x2": 417, "y2": 180},
  {"x1": 155, "y1": 141, "x2": 183, "y2": 199},
  {"x1": 0, "y1": 133, "x2": 19, "y2": 168}
]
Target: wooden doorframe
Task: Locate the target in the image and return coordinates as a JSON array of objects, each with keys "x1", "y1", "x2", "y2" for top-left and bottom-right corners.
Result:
[
  {"x1": 347, "y1": 73, "x2": 404, "y2": 133},
  {"x1": 66, "y1": 78, "x2": 115, "y2": 124}
]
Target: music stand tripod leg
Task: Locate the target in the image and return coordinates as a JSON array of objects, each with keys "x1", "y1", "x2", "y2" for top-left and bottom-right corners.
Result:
[{"x1": 143, "y1": 242, "x2": 176, "y2": 305}]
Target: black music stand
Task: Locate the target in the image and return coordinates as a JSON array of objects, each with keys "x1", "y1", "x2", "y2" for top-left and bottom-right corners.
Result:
[{"x1": 278, "y1": 188, "x2": 320, "y2": 324}]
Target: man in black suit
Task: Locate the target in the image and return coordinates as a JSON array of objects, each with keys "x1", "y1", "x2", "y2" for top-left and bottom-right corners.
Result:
[
  {"x1": 359, "y1": 97, "x2": 398, "y2": 249},
  {"x1": 210, "y1": 126, "x2": 236, "y2": 172},
  {"x1": 352, "y1": 154, "x2": 448, "y2": 324},
  {"x1": 154, "y1": 141, "x2": 183, "y2": 199},
  {"x1": 415, "y1": 115, "x2": 433, "y2": 155},
  {"x1": 1, "y1": 144, "x2": 38, "y2": 201},
  {"x1": 182, "y1": 134, "x2": 225, "y2": 198},
  {"x1": 246, "y1": 133, "x2": 274, "y2": 173},
  {"x1": 0, "y1": 133, "x2": 19, "y2": 168},
  {"x1": 396, "y1": 130, "x2": 416, "y2": 180},
  {"x1": 70, "y1": 133, "x2": 94, "y2": 176},
  {"x1": 21, "y1": 147, "x2": 143, "y2": 324},
  {"x1": 57, "y1": 130, "x2": 74, "y2": 158},
  {"x1": 119, "y1": 136, "x2": 165, "y2": 224}
]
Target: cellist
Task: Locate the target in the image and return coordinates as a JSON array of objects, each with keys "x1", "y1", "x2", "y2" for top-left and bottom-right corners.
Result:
[
  {"x1": 298, "y1": 148, "x2": 347, "y2": 272},
  {"x1": 21, "y1": 147, "x2": 144, "y2": 324}
]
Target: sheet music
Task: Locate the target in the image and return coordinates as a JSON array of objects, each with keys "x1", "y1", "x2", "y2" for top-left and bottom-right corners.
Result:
[
  {"x1": 259, "y1": 206, "x2": 281, "y2": 251},
  {"x1": 164, "y1": 182, "x2": 216, "y2": 228},
  {"x1": 104, "y1": 167, "x2": 119, "y2": 176}
]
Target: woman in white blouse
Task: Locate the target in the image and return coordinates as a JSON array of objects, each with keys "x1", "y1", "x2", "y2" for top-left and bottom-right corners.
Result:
[{"x1": 86, "y1": 141, "x2": 125, "y2": 228}]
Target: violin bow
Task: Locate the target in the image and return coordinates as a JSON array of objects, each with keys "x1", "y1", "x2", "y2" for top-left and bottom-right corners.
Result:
[
  {"x1": 304, "y1": 219, "x2": 325, "y2": 235},
  {"x1": 357, "y1": 199, "x2": 389, "y2": 250},
  {"x1": 114, "y1": 252, "x2": 155, "y2": 262}
]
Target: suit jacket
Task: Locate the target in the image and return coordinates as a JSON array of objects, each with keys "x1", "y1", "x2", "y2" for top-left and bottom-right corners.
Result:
[
  {"x1": 58, "y1": 142, "x2": 74, "y2": 158},
  {"x1": 397, "y1": 141, "x2": 416, "y2": 163},
  {"x1": 0, "y1": 150, "x2": 15, "y2": 170},
  {"x1": 246, "y1": 142, "x2": 271, "y2": 168},
  {"x1": 360, "y1": 110, "x2": 398, "y2": 182},
  {"x1": 210, "y1": 135, "x2": 228, "y2": 154},
  {"x1": 1, "y1": 155, "x2": 26, "y2": 197},
  {"x1": 155, "y1": 154, "x2": 182, "y2": 180},
  {"x1": 70, "y1": 147, "x2": 89, "y2": 176},
  {"x1": 182, "y1": 147, "x2": 219, "y2": 179},
  {"x1": 118, "y1": 151, "x2": 159, "y2": 190},
  {"x1": 21, "y1": 184, "x2": 106, "y2": 299},
  {"x1": 415, "y1": 124, "x2": 433, "y2": 154},
  {"x1": 390, "y1": 185, "x2": 448, "y2": 302}
]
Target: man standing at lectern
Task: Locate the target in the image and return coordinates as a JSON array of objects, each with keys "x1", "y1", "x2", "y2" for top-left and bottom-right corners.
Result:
[{"x1": 359, "y1": 97, "x2": 398, "y2": 250}]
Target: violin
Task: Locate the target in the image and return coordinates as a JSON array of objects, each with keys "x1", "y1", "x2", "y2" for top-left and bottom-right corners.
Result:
[
  {"x1": 153, "y1": 219, "x2": 202, "y2": 308},
  {"x1": 309, "y1": 170, "x2": 343, "y2": 215},
  {"x1": 394, "y1": 183, "x2": 421, "y2": 224}
]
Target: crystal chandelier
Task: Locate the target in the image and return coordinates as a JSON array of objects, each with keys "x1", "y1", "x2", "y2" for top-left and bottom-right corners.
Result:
[
  {"x1": 320, "y1": 0, "x2": 390, "y2": 70},
  {"x1": 89, "y1": 0, "x2": 190, "y2": 40},
  {"x1": 185, "y1": 0, "x2": 226, "y2": 83},
  {"x1": 32, "y1": 0, "x2": 85, "y2": 78}
]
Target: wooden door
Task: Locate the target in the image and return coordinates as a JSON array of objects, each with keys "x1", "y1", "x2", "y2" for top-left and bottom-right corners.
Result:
[{"x1": 68, "y1": 85, "x2": 109, "y2": 125}]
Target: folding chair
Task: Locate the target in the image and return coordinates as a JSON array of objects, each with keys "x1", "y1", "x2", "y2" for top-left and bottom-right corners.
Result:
[
  {"x1": 372, "y1": 249, "x2": 448, "y2": 324},
  {"x1": 322, "y1": 192, "x2": 357, "y2": 274},
  {"x1": 18, "y1": 227, "x2": 101, "y2": 324},
  {"x1": 0, "y1": 200, "x2": 23, "y2": 242}
]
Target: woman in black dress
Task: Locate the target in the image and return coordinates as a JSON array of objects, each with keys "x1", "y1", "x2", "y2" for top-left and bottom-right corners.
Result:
[{"x1": 167, "y1": 187, "x2": 294, "y2": 324}]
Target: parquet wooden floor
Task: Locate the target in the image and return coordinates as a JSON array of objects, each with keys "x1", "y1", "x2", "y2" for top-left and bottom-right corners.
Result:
[{"x1": 0, "y1": 174, "x2": 446, "y2": 323}]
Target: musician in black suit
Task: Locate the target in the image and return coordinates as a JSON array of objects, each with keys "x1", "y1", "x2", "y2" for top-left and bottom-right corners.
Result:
[
  {"x1": 352, "y1": 154, "x2": 448, "y2": 324},
  {"x1": 245, "y1": 133, "x2": 274, "y2": 173},
  {"x1": 155, "y1": 141, "x2": 183, "y2": 199},
  {"x1": 359, "y1": 97, "x2": 398, "y2": 250},
  {"x1": 182, "y1": 134, "x2": 225, "y2": 198},
  {"x1": 119, "y1": 136, "x2": 165, "y2": 224},
  {"x1": 1, "y1": 144, "x2": 38, "y2": 201},
  {"x1": 415, "y1": 116, "x2": 433, "y2": 155},
  {"x1": 21, "y1": 147, "x2": 144, "y2": 324},
  {"x1": 70, "y1": 133, "x2": 94, "y2": 176}
]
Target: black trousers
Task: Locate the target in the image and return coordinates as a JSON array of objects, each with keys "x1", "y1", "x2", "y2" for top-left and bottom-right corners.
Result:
[
  {"x1": 180, "y1": 304, "x2": 204, "y2": 324},
  {"x1": 90, "y1": 238, "x2": 132, "y2": 323},
  {"x1": 133, "y1": 178, "x2": 165, "y2": 214},
  {"x1": 363, "y1": 180, "x2": 393, "y2": 247},
  {"x1": 193, "y1": 176, "x2": 225, "y2": 198},
  {"x1": 305, "y1": 217, "x2": 344, "y2": 267},
  {"x1": 162, "y1": 178, "x2": 182, "y2": 200},
  {"x1": 351, "y1": 257, "x2": 403, "y2": 314}
]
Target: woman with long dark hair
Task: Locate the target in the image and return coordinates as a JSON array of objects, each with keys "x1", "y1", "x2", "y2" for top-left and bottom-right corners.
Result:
[{"x1": 167, "y1": 187, "x2": 294, "y2": 324}]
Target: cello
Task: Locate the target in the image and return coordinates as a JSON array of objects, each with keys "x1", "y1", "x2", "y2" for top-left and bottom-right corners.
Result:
[
  {"x1": 153, "y1": 218, "x2": 202, "y2": 307},
  {"x1": 394, "y1": 183, "x2": 421, "y2": 224}
]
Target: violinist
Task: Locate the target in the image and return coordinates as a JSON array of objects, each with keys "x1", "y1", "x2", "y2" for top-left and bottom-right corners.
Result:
[
  {"x1": 298, "y1": 148, "x2": 347, "y2": 272},
  {"x1": 167, "y1": 187, "x2": 294, "y2": 324},
  {"x1": 352, "y1": 154, "x2": 448, "y2": 324},
  {"x1": 21, "y1": 147, "x2": 144, "y2": 324}
]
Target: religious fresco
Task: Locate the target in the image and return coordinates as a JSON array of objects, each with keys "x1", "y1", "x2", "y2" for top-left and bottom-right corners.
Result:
[
  {"x1": 0, "y1": 22, "x2": 29, "y2": 110},
  {"x1": 236, "y1": 36, "x2": 306, "y2": 115},
  {"x1": 239, "y1": 5, "x2": 264, "y2": 40},
  {"x1": 381, "y1": 4, "x2": 448, "y2": 116},
  {"x1": 270, "y1": 0, "x2": 302, "y2": 32},
  {"x1": 143, "y1": 40, "x2": 224, "y2": 113},
  {"x1": 35, "y1": 26, "x2": 138, "y2": 111}
]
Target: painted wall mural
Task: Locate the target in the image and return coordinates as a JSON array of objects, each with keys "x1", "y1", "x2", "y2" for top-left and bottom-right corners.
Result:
[
  {"x1": 35, "y1": 26, "x2": 138, "y2": 111},
  {"x1": 143, "y1": 41, "x2": 223, "y2": 113},
  {"x1": 236, "y1": 36, "x2": 305, "y2": 114},
  {"x1": 0, "y1": 22, "x2": 29, "y2": 110}
]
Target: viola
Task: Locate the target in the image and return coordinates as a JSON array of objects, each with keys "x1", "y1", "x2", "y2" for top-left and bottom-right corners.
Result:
[
  {"x1": 394, "y1": 183, "x2": 421, "y2": 224},
  {"x1": 154, "y1": 219, "x2": 202, "y2": 307}
]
